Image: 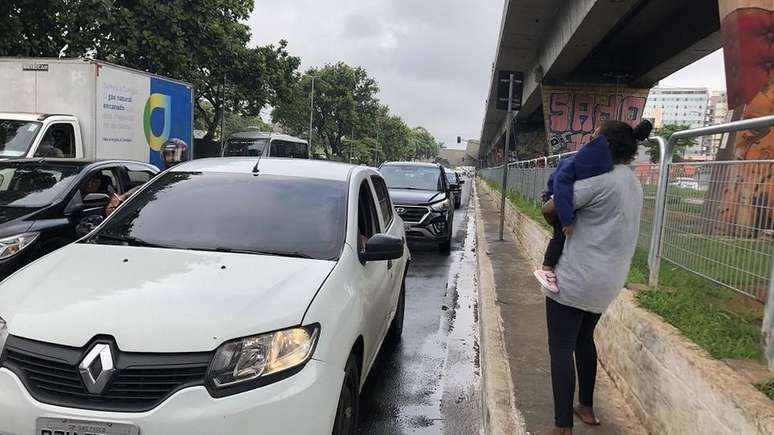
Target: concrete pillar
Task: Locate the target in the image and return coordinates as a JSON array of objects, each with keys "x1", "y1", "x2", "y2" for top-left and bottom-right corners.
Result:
[
  {"x1": 540, "y1": 83, "x2": 650, "y2": 154},
  {"x1": 717, "y1": 0, "x2": 773, "y2": 161}
]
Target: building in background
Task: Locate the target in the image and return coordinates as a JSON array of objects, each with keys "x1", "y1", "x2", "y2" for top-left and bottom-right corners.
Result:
[
  {"x1": 644, "y1": 86, "x2": 710, "y2": 158},
  {"x1": 437, "y1": 140, "x2": 480, "y2": 167},
  {"x1": 706, "y1": 91, "x2": 729, "y2": 157}
]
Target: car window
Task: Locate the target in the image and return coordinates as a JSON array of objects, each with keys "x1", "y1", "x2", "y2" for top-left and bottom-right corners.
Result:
[
  {"x1": 269, "y1": 140, "x2": 309, "y2": 158},
  {"x1": 79, "y1": 168, "x2": 122, "y2": 197},
  {"x1": 357, "y1": 181, "x2": 380, "y2": 253},
  {"x1": 379, "y1": 165, "x2": 443, "y2": 191},
  {"x1": 370, "y1": 175, "x2": 393, "y2": 227},
  {"x1": 0, "y1": 163, "x2": 81, "y2": 207},
  {"x1": 35, "y1": 123, "x2": 76, "y2": 158},
  {"x1": 223, "y1": 138, "x2": 268, "y2": 157},
  {"x1": 126, "y1": 168, "x2": 155, "y2": 190},
  {"x1": 90, "y1": 172, "x2": 347, "y2": 261},
  {"x1": 0, "y1": 120, "x2": 41, "y2": 157}
]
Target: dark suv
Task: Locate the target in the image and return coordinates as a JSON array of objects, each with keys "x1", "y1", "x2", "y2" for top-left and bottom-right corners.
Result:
[
  {"x1": 0, "y1": 159, "x2": 158, "y2": 279},
  {"x1": 445, "y1": 170, "x2": 464, "y2": 209},
  {"x1": 379, "y1": 162, "x2": 454, "y2": 252}
]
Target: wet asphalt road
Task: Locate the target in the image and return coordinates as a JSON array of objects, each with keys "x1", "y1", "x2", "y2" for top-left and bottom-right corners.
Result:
[{"x1": 358, "y1": 179, "x2": 481, "y2": 434}]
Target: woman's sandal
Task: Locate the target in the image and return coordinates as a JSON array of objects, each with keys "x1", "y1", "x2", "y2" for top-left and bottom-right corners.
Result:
[{"x1": 574, "y1": 406, "x2": 601, "y2": 426}]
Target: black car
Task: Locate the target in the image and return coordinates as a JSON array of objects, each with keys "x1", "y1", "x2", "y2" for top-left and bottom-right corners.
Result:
[
  {"x1": 0, "y1": 159, "x2": 158, "y2": 279},
  {"x1": 445, "y1": 170, "x2": 464, "y2": 209},
  {"x1": 379, "y1": 162, "x2": 454, "y2": 252}
]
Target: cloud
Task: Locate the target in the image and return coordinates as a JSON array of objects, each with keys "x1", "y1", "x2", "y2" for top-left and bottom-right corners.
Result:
[{"x1": 249, "y1": 0, "x2": 504, "y2": 149}]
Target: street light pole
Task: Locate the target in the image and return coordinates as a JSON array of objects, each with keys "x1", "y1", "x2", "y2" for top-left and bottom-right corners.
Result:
[{"x1": 308, "y1": 76, "x2": 315, "y2": 147}]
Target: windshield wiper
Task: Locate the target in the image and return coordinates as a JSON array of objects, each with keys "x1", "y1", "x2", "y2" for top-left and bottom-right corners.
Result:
[
  {"x1": 91, "y1": 233, "x2": 169, "y2": 248},
  {"x1": 213, "y1": 247, "x2": 314, "y2": 259}
]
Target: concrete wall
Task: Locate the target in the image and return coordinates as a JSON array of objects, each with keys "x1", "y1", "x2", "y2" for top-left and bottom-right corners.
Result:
[
  {"x1": 541, "y1": 84, "x2": 649, "y2": 153},
  {"x1": 477, "y1": 179, "x2": 774, "y2": 435}
]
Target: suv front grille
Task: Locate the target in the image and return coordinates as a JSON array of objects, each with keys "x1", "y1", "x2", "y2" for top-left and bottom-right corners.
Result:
[
  {"x1": 396, "y1": 205, "x2": 430, "y2": 223},
  {"x1": 1, "y1": 335, "x2": 212, "y2": 412}
]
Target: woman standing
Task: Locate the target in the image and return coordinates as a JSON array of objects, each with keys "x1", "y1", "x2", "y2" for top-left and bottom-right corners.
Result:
[{"x1": 543, "y1": 120, "x2": 652, "y2": 435}]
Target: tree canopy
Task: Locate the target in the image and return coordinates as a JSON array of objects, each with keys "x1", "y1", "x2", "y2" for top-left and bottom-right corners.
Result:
[{"x1": 646, "y1": 124, "x2": 695, "y2": 163}]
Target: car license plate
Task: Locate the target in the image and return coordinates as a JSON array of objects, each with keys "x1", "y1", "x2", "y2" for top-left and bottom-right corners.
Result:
[{"x1": 36, "y1": 417, "x2": 139, "y2": 435}]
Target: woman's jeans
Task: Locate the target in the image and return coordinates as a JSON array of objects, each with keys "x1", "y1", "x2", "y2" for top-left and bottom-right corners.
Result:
[{"x1": 545, "y1": 297, "x2": 602, "y2": 428}]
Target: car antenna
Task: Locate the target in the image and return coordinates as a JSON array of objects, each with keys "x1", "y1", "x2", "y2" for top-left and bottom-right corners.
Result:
[{"x1": 252, "y1": 154, "x2": 262, "y2": 174}]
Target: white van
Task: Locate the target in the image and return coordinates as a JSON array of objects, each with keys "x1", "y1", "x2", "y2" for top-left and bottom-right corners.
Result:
[{"x1": 222, "y1": 131, "x2": 310, "y2": 159}]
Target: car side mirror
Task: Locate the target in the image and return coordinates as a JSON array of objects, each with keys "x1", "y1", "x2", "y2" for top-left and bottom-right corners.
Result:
[
  {"x1": 83, "y1": 193, "x2": 111, "y2": 208},
  {"x1": 361, "y1": 234, "x2": 404, "y2": 262}
]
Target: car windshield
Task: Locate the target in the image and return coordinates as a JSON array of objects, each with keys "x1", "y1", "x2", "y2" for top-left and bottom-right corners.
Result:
[
  {"x1": 446, "y1": 172, "x2": 457, "y2": 183},
  {"x1": 0, "y1": 163, "x2": 81, "y2": 207},
  {"x1": 88, "y1": 171, "x2": 347, "y2": 260},
  {"x1": 223, "y1": 138, "x2": 269, "y2": 157},
  {"x1": 0, "y1": 120, "x2": 41, "y2": 158},
  {"x1": 380, "y1": 165, "x2": 442, "y2": 191}
]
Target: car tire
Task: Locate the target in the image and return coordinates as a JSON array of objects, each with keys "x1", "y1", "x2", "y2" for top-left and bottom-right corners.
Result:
[
  {"x1": 332, "y1": 354, "x2": 360, "y2": 435},
  {"x1": 387, "y1": 280, "x2": 405, "y2": 344},
  {"x1": 439, "y1": 236, "x2": 452, "y2": 253}
]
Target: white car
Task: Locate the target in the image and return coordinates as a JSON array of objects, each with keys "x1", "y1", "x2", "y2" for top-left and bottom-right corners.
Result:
[{"x1": 0, "y1": 158, "x2": 410, "y2": 435}]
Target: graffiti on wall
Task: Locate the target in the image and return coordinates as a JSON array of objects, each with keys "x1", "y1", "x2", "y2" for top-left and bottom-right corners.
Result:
[{"x1": 541, "y1": 85, "x2": 649, "y2": 153}]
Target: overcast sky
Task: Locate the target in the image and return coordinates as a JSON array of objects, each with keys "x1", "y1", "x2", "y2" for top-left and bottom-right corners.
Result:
[{"x1": 249, "y1": 1, "x2": 726, "y2": 150}]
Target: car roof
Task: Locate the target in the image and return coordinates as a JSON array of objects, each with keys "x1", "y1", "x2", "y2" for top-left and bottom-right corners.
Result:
[
  {"x1": 380, "y1": 161, "x2": 441, "y2": 169},
  {"x1": 171, "y1": 157, "x2": 359, "y2": 181}
]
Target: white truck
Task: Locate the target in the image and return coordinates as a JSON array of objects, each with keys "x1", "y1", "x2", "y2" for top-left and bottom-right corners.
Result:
[{"x1": 0, "y1": 58, "x2": 193, "y2": 169}]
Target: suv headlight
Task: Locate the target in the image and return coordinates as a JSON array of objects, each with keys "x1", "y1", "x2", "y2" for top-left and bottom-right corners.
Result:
[
  {"x1": 206, "y1": 325, "x2": 319, "y2": 397},
  {"x1": 429, "y1": 199, "x2": 449, "y2": 212},
  {"x1": 0, "y1": 317, "x2": 8, "y2": 355},
  {"x1": 0, "y1": 232, "x2": 39, "y2": 260}
]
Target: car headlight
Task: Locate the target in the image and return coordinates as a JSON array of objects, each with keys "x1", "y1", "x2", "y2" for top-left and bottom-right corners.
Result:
[
  {"x1": 0, "y1": 317, "x2": 8, "y2": 356},
  {"x1": 206, "y1": 325, "x2": 319, "y2": 396},
  {"x1": 0, "y1": 232, "x2": 39, "y2": 260},
  {"x1": 429, "y1": 199, "x2": 449, "y2": 212}
]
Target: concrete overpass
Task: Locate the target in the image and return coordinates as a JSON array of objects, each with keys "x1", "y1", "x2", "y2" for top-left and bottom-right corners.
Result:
[{"x1": 479, "y1": 0, "x2": 732, "y2": 162}]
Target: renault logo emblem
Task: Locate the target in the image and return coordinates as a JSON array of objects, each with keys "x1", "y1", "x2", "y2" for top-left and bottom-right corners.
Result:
[
  {"x1": 78, "y1": 343, "x2": 116, "y2": 394},
  {"x1": 396, "y1": 207, "x2": 406, "y2": 214}
]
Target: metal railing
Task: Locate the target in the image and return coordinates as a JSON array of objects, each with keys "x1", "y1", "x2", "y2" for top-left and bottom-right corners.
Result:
[{"x1": 478, "y1": 115, "x2": 774, "y2": 368}]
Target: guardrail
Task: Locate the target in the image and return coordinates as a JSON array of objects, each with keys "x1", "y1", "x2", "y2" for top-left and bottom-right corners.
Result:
[{"x1": 479, "y1": 115, "x2": 774, "y2": 368}]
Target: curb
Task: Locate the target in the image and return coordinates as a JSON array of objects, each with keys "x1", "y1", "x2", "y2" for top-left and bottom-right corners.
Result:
[{"x1": 474, "y1": 182, "x2": 526, "y2": 435}]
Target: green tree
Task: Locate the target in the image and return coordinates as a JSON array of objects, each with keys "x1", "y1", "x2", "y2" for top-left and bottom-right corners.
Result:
[
  {"x1": 410, "y1": 127, "x2": 441, "y2": 160},
  {"x1": 646, "y1": 124, "x2": 695, "y2": 163},
  {"x1": 272, "y1": 62, "x2": 380, "y2": 158}
]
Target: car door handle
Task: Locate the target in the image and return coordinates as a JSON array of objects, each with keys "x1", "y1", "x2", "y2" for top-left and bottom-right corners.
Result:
[{"x1": 387, "y1": 260, "x2": 393, "y2": 270}]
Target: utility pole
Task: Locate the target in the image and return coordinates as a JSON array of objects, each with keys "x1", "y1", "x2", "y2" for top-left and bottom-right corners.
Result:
[
  {"x1": 499, "y1": 73, "x2": 515, "y2": 241},
  {"x1": 220, "y1": 73, "x2": 227, "y2": 151},
  {"x1": 308, "y1": 76, "x2": 315, "y2": 147}
]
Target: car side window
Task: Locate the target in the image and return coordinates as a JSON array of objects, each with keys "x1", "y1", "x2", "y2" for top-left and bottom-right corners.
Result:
[
  {"x1": 370, "y1": 175, "x2": 393, "y2": 227},
  {"x1": 79, "y1": 168, "x2": 122, "y2": 197},
  {"x1": 357, "y1": 181, "x2": 380, "y2": 253},
  {"x1": 125, "y1": 168, "x2": 155, "y2": 190},
  {"x1": 35, "y1": 123, "x2": 76, "y2": 158}
]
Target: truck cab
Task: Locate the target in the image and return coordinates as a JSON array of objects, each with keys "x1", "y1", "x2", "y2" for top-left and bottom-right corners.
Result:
[
  {"x1": 222, "y1": 131, "x2": 310, "y2": 159},
  {"x1": 0, "y1": 113, "x2": 84, "y2": 159}
]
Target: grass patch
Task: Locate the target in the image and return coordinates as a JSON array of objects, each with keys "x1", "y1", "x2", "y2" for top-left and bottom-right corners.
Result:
[
  {"x1": 630, "y1": 247, "x2": 763, "y2": 360},
  {"x1": 756, "y1": 380, "x2": 774, "y2": 401},
  {"x1": 480, "y1": 176, "x2": 551, "y2": 231}
]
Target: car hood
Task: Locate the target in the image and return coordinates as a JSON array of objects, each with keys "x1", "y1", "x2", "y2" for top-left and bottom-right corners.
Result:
[
  {"x1": 0, "y1": 244, "x2": 335, "y2": 352},
  {"x1": 0, "y1": 206, "x2": 40, "y2": 236},
  {"x1": 387, "y1": 188, "x2": 445, "y2": 206}
]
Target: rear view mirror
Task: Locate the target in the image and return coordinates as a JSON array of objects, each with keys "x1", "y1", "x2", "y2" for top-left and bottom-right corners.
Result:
[{"x1": 362, "y1": 234, "x2": 404, "y2": 262}]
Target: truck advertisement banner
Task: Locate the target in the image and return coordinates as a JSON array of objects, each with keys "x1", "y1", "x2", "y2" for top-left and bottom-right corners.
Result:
[{"x1": 97, "y1": 65, "x2": 193, "y2": 169}]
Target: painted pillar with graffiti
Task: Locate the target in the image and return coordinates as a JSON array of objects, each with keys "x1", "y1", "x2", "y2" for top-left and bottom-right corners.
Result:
[
  {"x1": 714, "y1": 0, "x2": 773, "y2": 233},
  {"x1": 541, "y1": 84, "x2": 649, "y2": 154}
]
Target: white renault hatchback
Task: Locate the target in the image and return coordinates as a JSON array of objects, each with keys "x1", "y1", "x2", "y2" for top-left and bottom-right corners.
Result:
[{"x1": 0, "y1": 158, "x2": 409, "y2": 435}]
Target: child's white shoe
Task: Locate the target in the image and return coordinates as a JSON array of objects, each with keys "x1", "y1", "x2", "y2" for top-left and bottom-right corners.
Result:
[{"x1": 533, "y1": 269, "x2": 559, "y2": 293}]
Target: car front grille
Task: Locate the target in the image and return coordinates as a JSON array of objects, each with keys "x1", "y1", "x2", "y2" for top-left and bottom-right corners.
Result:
[
  {"x1": 395, "y1": 205, "x2": 430, "y2": 223},
  {"x1": 1, "y1": 335, "x2": 212, "y2": 412}
]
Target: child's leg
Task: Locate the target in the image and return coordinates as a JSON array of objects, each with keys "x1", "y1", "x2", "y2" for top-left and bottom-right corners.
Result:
[{"x1": 543, "y1": 219, "x2": 566, "y2": 270}]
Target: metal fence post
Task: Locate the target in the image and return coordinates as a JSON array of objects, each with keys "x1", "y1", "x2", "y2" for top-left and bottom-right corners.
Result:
[
  {"x1": 648, "y1": 136, "x2": 670, "y2": 288},
  {"x1": 764, "y1": 258, "x2": 774, "y2": 370}
]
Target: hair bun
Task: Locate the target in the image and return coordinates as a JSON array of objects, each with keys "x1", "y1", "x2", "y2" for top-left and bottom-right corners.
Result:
[{"x1": 633, "y1": 119, "x2": 653, "y2": 141}]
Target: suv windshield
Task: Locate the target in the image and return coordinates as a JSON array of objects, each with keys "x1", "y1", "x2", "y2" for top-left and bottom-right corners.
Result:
[
  {"x1": 0, "y1": 120, "x2": 41, "y2": 158},
  {"x1": 0, "y1": 163, "x2": 81, "y2": 207},
  {"x1": 89, "y1": 171, "x2": 347, "y2": 260},
  {"x1": 380, "y1": 165, "x2": 442, "y2": 191},
  {"x1": 446, "y1": 172, "x2": 458, "y2": 184},
  {"x1": 223, "y1": 138, "x2": 269, "y2": 157}
]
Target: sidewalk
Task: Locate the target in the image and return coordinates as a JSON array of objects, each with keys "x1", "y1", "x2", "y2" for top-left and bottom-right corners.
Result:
[{"x1": 477, "y1": 186, "x2": 646, "y2": 435}]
